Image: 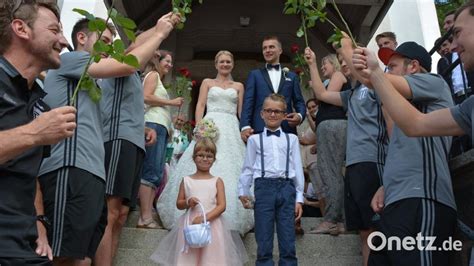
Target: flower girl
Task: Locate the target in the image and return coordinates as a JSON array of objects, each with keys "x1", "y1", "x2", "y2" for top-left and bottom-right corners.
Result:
[{"x1": 150, "y1": 138, "x2": 248, "y2": 265}]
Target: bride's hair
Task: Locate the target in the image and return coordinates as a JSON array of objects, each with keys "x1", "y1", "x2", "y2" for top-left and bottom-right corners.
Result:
[
  {"x1": 214, "y1": 50, "x2": 234, "y2": 81},
  {"x1": 143, "y1": 50, "x2": 173, "y2": 78},
  {"x1": 214, "y1": 50, "x2": 234, "y2": 64}
]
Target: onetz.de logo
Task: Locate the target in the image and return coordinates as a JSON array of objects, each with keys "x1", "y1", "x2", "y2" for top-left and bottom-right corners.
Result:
[{"x1": 368, "y1": 231, "x2": 462, "y2": 251}]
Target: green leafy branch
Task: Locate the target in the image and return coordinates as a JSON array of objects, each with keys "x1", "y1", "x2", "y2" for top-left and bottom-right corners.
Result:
[
  {"x1": 70, "y1": 5, "x2": 139, "y2": 106},
  {"x1": 164, "y1": 67, "x2": 195, "y2": 115},
  {"x1": 290, "y1": 44, "x2": 311, "y2": 90},
  {"x1": 284, "y1": 0, "x2": 357, "y2": 48},
  {"x1": 171, "y1": 0, "x2": 204, "y2": 30}
]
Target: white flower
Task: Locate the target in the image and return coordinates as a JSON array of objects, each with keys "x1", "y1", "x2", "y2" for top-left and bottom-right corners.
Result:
[
  {"x1": 187, "y1": 87, "x2": 192, "y2": 91},
  {"x1": 282, "y1": 67, "x2": 291, "y2": 81}
]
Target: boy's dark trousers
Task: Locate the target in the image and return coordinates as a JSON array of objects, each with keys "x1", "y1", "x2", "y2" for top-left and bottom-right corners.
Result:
[{"x1": 254, "y1": 178, "x2": 297, "y2": 266}]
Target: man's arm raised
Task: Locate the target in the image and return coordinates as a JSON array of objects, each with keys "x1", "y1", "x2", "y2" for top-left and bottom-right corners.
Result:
[
  {"x1": 336, "y1": 33, "x2": 413, "y2": 99},
  {"x1": 353, "y1": 47, "x2": 464, "y2": 137},
  {"x1": 87, "y1": 12, "x2": 178, "y2": 79},
  {"x1": 304, "y1": 47, "x2": 343, "y2": 106}
]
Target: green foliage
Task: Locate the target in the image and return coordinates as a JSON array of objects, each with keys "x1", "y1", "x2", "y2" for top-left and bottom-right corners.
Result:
[
  {"x1": 164, "y1": 67, "x2": 195, "y2": 116},
  {"x1": 172, "y1": 0, "x2": 204, "y2": 30},
  {"x1": 327, "y1": 28, "x2": 343, "y2": 48},
  {"x1": 164, "y1": 67, "x2": 194, "y2": 100},
  {"x1": 290, "y1": 44, "x2": 311, "y2": 91},
  {"x1": 70, "y1": 6, "x2": 139, "y2": 105},
  {"x1": 80, "y1": 75, "x2": 102, "y2": 103},
  {"x1": 435, "y1": 0, "x2": 465, "y2": 33},
  {"x1": 283, "y1": 0, "x2": 356, "y2": 48}
]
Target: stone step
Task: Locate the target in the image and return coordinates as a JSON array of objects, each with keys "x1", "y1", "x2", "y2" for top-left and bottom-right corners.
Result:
[
  {"x1": 114, "y1": 247, "x2": 362, "y2": 266},
  {"x1": 125, "y1": 210, "x2": 329, "y2": 233},
  {"x1": 116, "y1": 227, "x2": 362, "y2": 265}
]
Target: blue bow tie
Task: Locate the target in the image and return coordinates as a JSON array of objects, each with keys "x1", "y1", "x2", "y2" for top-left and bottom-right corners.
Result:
[
  {"x1": 266, "y1": 64, "x2": 280, "y2": 71},
  {"x1": 266, "y1": 129, "x2": 281, "y2": 137}
]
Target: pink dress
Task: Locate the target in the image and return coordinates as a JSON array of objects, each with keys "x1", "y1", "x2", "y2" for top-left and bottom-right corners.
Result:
[{"x1": 150, "y1": 176, "x2": 248, "y2": 266}]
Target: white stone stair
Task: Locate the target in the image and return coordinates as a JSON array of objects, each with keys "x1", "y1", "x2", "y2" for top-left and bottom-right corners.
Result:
[{"x1": 114, "y1": 211, "x2": 362, "y2": 266}]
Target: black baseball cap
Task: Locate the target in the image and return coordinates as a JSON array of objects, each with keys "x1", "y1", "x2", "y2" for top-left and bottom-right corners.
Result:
[{"x1": 378, "y1": 41, "x2": 431, "y2": 72}]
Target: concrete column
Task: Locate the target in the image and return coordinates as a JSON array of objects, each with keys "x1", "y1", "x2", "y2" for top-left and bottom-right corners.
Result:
[{"x1": 367, "y1": 0, "x2": 441, "y2": 73}]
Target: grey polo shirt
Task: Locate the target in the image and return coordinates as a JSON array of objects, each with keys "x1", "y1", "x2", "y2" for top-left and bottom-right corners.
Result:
[
  {"x1": 340, "y1": 84, "x2": 389, "y2": 167},
  {"x1": 451, "y1": 96, "x2": 473, "y2": 142},
  {"x1": 39, "y1": 51, "x2": 105, "y2": 180},
  {"x1": 383, "y1": 73, "x2": 456, "y2": 210},
  {"x1": 99, "y1": 73, "x2": 145, "y2": 151}
]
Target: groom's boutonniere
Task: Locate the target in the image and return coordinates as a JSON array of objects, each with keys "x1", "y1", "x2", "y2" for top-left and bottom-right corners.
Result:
[{"x1": 282, "y1": 67, "x2": 292, "y2": 82}]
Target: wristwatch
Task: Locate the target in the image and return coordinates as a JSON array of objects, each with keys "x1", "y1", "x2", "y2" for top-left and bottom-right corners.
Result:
[{"x1": 37, "y1": 215, "x2": 51, "y2": 230}]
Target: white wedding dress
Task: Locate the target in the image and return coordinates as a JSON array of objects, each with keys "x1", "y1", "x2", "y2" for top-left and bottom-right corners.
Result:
[{"x1": 156, "y1": 86, "x2": 254, "y2": 235}]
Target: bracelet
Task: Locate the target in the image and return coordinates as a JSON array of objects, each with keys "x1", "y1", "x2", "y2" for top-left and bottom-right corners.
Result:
[{"x1": 37, "y1": 215, "x2": 51, "y2": 230}]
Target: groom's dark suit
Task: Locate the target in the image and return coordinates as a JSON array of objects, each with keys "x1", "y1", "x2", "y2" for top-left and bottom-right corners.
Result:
[{"x1": 240, "y1": 66, "x2": 306, "y2": 134}]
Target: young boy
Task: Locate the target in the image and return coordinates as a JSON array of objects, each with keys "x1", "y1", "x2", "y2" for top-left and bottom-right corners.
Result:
[{"x1": 239, "y1": 94, "x2": 304, "y2": 266}]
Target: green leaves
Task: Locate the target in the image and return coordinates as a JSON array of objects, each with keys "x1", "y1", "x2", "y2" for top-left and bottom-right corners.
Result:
[
  {"x1": 114, "y1": 15, "x2": 137, "y2": 30},
  {"x1": 165, "y1": 68, "x2": 193, "y2": 101},
  {"x1": 283, "y1": 0, "x2": 356, "y2": 49},
  {"x1": 316, "y1": 0, "x2": 326, "y2": 10},
  {"x1": 72, "y1": 8, "x2": 95, "y2": 20},
  {"x1": 93, "y1": 40, "x2": 110, "y2": 53},
  {"x1": 79, "y1": 75, "x2": 102, "y2": 103},
  {"x1": 123, "y1": 28, "x2": 136, "y2": 42},
  {"x1": 296, "y1": 26, "x2": 305, "y2": 38},
  {"x1": 327, "y1": 28, "x2": 343, "y2": 48},
  {"x1": 113, "y1": 39, "x2": 125, "y2": 54},
  {"x1": 70, "y1": 4, "x2": 139, "y2": 106},
  {"x1": 123, "y1": 54, "x2": 139, "y2": 68},
  {"x1": 172, "y1": 0, "x2": 204, "y2": 30},
  {"x1": 109, "y1": 8, "x2": 137, "y2": 42}
]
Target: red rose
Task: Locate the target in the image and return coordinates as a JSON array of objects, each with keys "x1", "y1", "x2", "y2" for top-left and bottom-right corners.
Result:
[
  {"x1": 179, "y1": 67, "x2": 191, "y2": 78},
  {"x1": 191, "y1": 80, "x2": 197, "y2": 87},
  {"x1": 190, "y1": 120, "x2": 196, "y2": 127},
  {"x1": 295, "y1": 68, "x2": 303, "y2": 75},
  {"x1": 291, "y1": 44, "x2": 299, "y2": 54}
]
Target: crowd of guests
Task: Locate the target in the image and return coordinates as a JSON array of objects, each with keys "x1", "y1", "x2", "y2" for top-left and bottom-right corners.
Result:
[{"x1": 1, "y1": 0, "x2": 474, "y2": 266}]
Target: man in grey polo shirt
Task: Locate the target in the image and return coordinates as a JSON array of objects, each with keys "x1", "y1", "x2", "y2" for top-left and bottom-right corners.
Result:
[
  {"x1": 39, "y1": 13, "x2": 177, "y2": 265},
  {"x1": 304, "y1": 47, "x2": 389, "y2": 266},
  {"x1": 94, "y1": 13, "x2": 180, "y2": 266},
  {"x1": 351, "y1": 39, "x2": 457, "y2": 265},
  {"x1": 351, "y1": 2, "x2": 473, "y2": 146}
]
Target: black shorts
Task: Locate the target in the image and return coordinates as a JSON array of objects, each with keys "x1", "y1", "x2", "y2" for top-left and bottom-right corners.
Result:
[
  {"x1": 369, "y1": 198, "x2": 457, "y2": 266},
  {"x1": 344, "y1": 162, "x2": 382, "y2": 231},
  {"x1": 0, "y1": 257, "x2": 52, "y2": 266},
  {"x1": 104, "y1": 139, "x2": 145, "y2": 207},
  {"x1": 39, "y1": 167, "x2": 107, "y2": 259}
]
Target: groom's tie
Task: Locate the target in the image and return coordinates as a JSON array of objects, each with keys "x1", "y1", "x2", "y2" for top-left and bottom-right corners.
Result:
[{"x1": 266, "y1": 63, "x2": 280, "y2": 71}]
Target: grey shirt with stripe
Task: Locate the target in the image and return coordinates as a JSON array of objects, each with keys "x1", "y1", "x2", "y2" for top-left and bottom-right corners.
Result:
[
  {"x1": 340, "y1": 84, "x2": 389, "y2": 168},
  {"x1": 451, "y1": 96, "x2": 473, "y2": 142},
  {"x1": 383, "y1": 73, "x2": 455, "y2": 210},
  {"x1": 39, "y1": 51, "x2": 105, "y2": 180},
  {"x1": 99, "y1": 73, "x2": 145, "y2": 151}
]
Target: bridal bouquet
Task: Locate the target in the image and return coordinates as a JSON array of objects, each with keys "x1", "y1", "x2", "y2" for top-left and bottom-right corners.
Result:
[{"x1": 193, "y1": 118, "x2": 219, "y2": 142}]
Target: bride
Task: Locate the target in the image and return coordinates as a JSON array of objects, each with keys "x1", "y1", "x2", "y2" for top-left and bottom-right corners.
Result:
[{"x1": 156, "y1": 50, "x2": 254, "y2": 234}]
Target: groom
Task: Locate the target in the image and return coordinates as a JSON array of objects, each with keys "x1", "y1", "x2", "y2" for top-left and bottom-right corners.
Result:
[{"x1": 240, "y1": 36, "x2": 306, "y2": 142}]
